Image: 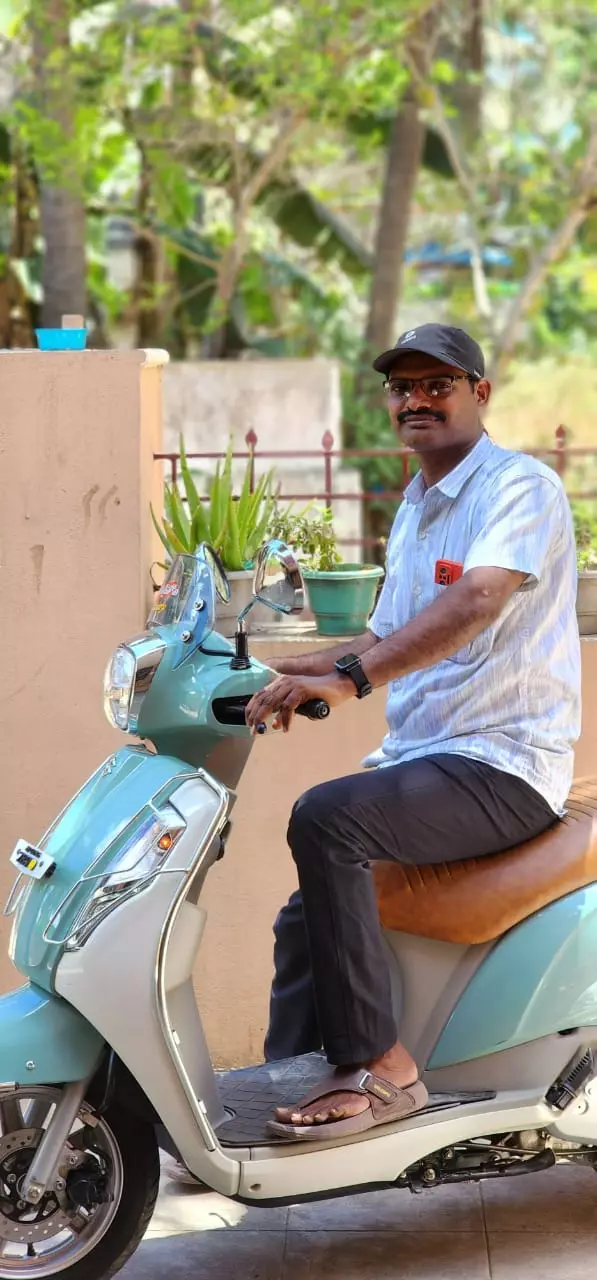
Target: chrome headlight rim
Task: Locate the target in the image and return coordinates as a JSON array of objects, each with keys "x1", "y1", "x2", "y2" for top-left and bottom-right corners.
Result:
[{"x1": 103, "y1": 634, "x2": 165, "y2": 733}]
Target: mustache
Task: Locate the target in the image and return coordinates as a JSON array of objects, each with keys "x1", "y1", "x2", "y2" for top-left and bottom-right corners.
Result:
[{"x1": 398, "y1": 408, "x2": 447, "y2": 425}]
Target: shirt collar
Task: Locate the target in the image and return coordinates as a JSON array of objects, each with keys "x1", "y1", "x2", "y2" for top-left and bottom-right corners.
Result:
[{"x1": 403, "y1": 432, "x2": 493, "y2": 505}]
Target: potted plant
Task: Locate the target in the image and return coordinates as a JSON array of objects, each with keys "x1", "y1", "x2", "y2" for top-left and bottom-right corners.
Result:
[
  {"x1": 268, "y1": 505, "x2": 384, "y2": 636},
  {"x1": 573, "y1": 503, "x2": 597, "y2": 636},
  {"x1": 151, "y1": 438, "x2": 276, "y2": 636}
]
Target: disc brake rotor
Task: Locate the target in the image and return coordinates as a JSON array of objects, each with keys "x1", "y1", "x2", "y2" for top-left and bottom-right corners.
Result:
[{"x1": 0, "y1": 1129, "x2": 75, "y2": 1246}]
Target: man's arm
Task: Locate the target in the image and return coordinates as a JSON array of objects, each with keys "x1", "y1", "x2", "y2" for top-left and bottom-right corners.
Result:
[
  {"x1": 245, "y1": 566, "x2": 525, "y2": 730},
  {"x1": 360, "y1": 566, "x2": 526, "y2": 687},
  {"x1": 246, "y1": 468, "x2": 564, "y2": 730},
  {"x1": 270, "y1": 630, "x2": 380, "y2": 677},
  {"x1": 362, "y1": 467, "x2": 565, "y2": 687}
]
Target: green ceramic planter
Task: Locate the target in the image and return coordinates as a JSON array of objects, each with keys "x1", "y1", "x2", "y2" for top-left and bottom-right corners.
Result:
[{"x1": 303, "y1": 564, "x2": 384, "y2": 636}]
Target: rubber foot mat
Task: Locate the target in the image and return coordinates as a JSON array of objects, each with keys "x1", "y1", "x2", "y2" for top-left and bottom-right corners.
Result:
[{"x1": 215, "y1": 1053, "x2": 495, "y2": 1146}]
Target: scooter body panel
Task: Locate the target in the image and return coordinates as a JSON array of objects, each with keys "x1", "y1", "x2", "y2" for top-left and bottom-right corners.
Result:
[
  {"x1": 430, "y1": 886, "x2": 597, "y2": 1068},
  {"x1": 0, "y1": 982, "x2": 104, "y2": 1086},
  {"x1": 9, "y1": 746, "x2": 201, "y2": 993}
]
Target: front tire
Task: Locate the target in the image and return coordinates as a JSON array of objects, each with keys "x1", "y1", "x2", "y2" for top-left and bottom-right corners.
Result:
[{"x1": 0, "y1": 1091, "x2": 160, "y2": 1279}]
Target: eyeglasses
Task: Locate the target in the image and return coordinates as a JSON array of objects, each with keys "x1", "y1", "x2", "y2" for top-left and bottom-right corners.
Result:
[{"x1": 383, "y1": 374, "x2": 474, "y2": 400}]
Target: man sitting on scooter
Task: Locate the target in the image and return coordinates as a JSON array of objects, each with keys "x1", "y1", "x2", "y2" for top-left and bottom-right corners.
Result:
[{"x1": 245, "y1": 323, "x2": 581, "y2": 1140}]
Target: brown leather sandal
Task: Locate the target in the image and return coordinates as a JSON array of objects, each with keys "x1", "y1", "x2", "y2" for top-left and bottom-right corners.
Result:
[{"x1": 266, "y1": 1068, "x2": 429, "y2": 1142}]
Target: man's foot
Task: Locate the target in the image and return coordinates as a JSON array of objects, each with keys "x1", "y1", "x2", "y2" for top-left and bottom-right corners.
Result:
[{"x1": 274, "y1": 1042, "x2": 419, "y2": 1127}]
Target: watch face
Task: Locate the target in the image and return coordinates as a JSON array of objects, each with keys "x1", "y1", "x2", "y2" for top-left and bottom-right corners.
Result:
[{"x1": 339, "y1": 654, "x2": 358, "y2": 669}]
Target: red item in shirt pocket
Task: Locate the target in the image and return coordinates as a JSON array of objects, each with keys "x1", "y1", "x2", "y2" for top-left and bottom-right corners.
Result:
[{"x1": 435, "y1": 559, "x2": 464, "y2": 586}]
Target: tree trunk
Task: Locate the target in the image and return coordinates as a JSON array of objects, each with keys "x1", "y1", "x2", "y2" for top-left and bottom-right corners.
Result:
[
  {"x1": 30, "y1": 0, "x2": 86, "y2": 327},
  {"x1": 133, "y1": 151, "x2": 163, "y2": 347},
  {"x1": 361, "y1": 91, "x2": 426, "y2": 370},
  {"x1": 452, "y1": 0, "x2": 484, "y2": 150},
  {"x1": 355, "y1": 8, "x2": 441, "y2": 414}
]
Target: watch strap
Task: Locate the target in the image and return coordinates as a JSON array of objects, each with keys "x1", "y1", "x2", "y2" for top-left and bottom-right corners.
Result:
[{"x1": 335, "y1": 655, "x2": 373, "y2": 699}]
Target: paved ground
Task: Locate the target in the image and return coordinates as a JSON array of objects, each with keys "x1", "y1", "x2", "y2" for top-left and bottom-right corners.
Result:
[{"x1": 121, "y1": 1159, "x2": 597, "y2": 1278}]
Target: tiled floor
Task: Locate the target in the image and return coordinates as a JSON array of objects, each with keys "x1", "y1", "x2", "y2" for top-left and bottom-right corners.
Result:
[{"x1": 121, "y1": 1160, "x2": 597, "y2": 1278}]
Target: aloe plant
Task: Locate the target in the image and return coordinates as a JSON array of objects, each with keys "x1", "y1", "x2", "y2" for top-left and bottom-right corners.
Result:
[{"x1": 152, "y1": 437, "x2": 277, "y2": 571}]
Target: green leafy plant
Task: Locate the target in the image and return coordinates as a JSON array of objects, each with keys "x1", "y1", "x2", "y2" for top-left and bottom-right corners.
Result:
[
  {"x1": 151, "y1": 437, "x2": 276, "y2": 572},
  {"x1": 572, "y1": 501, "x2": 597, "y2": 572},
  {"x1": 268, "y1": 504, "x2": 342, "y2": 572}
]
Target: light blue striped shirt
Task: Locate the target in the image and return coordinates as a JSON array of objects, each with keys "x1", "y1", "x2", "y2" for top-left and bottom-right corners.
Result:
[{"x1": 366, "y1": 432, "x2": 581, "y2": 814}]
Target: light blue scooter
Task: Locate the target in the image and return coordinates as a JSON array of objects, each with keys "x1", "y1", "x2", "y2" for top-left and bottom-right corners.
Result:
[{"x1": 1, "y1": 539, "x2": 597, "y2": 1280}]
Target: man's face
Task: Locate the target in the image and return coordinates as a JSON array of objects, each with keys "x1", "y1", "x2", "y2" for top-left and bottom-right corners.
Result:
[{"x1": 385, "y1": 352, "x2": 491, "y2": 453}]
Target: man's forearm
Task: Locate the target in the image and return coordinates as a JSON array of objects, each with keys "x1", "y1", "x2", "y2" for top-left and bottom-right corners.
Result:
[
  {"x1": 360, "y1": 572, "x2": 514, "y2": 688},
  {"x1": 270, "y1": 630, "x2": 379, "y2": 677}
]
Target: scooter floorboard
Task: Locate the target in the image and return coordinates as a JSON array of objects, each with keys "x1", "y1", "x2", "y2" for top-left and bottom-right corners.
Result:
[{"x1": 216, "y1": 1053, "x2": 495, "y2": 1146}]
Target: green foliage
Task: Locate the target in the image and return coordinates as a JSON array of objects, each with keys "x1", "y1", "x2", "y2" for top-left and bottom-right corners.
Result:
[
  {"x1": 572, "y1": 501, "x2": 597, "y2": 572},
  {"x1": 342, "y1": 373, "x2": 418, "y2": 536},
  {"x1": 267, "y1": 504, "x2": 342, "y2": 572},
  {"x1": 151, "y1": 438, "x2": 276, "y2": 572}
]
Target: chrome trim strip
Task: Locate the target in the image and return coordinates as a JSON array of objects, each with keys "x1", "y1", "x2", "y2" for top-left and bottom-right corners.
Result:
[
  {"x1": 125, "y1": 635, "x2": 166, "y2": 732},
  {"x1": 154, "y1": 769, "x2": 230, "y2": 1148},
  {"x1": 3, "y1": 874, "x2": 25, "y2": 918}
]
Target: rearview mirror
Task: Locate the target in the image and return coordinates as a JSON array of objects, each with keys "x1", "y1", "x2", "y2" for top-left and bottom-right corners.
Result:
[
  {"x1": 252, "y1": 540, "x2": 304, "y2": 616},
  {"x1": 200, "y1": 543, "x2": 231, "y2": 604}
]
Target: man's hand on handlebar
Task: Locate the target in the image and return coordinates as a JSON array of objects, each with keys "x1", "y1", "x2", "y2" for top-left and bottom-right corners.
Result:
[{"x1": 245, "y1": 672, "x2": 354, "y2": 734}]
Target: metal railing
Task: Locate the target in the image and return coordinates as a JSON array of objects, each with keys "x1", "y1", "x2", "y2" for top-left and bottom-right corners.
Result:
[{"x1": 154, "y1": 424, "x2": 597, "y2": 554}]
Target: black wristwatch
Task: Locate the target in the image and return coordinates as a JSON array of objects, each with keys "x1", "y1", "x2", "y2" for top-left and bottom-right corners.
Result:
[{"x1": 335, "y1": 654, "x2": 373, "y2": 699}]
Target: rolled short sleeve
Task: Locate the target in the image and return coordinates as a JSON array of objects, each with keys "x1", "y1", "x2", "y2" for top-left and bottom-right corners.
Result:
[
  {"x1": 369, "y1": 575, "x2": 393, "y2": 638},
  {"x1": 464, "y1": 471, "x2": 565, "y2": 585}
]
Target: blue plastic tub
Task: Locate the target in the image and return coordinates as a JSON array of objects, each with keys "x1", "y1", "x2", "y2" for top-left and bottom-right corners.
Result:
[{"x1": 35, "y1": 328, "x2": 87, "y2": 351}]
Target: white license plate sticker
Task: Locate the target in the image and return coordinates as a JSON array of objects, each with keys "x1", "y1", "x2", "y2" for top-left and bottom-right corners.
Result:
[{"x1": 10, "y1": 840, "x2": 56, "y2": 881}]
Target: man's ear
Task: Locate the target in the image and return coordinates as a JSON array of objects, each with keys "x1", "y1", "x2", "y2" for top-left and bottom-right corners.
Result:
[{"x1": 475, "y1": 378, "x2": 492, "y2": 408}]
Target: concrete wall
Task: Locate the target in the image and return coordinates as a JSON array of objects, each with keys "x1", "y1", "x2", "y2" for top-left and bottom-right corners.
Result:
[
  {"x1": 163, "y1": 358, "x2": 342, "y2": 462},
  {"x1": 0, "y1": 348, "x2": 169, "y2": 991}
]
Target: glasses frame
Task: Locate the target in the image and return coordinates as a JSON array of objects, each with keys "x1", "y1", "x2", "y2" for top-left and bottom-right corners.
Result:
[{"x1": 382, "y1": 373, "x2": 476, "y2": 400}]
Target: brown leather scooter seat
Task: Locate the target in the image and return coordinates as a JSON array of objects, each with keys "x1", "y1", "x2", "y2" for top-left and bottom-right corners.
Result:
[{"x1": 373, "y1": 777, "x2": 597, "y2": 945}]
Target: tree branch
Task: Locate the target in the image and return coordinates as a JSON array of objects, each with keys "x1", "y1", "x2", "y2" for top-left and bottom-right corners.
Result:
[
  {"x1": 406, "y1": 48, "x2": 495, "y2": 328},
  {"x1": 240, "y1": 109, "x2": 307, "y2": 211},
  {"x1": 489, "y1": 124, "x2": 597, "y2": 382}
]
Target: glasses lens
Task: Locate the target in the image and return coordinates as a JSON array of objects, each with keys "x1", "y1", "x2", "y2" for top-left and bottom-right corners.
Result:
[
  {"x1": 423, "y1": 378, "x2": 455, "y2": 397},
  {"x1": 385, "y1": 380, "x2": 411, "y2": 398}
]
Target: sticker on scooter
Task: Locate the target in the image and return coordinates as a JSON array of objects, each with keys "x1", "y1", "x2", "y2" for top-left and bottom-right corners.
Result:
[{"x1": 10, "y1": 839, "x2": 56, "y2": 881}]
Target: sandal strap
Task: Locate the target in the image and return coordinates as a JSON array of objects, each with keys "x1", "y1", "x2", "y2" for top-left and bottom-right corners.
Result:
[{"x1": 356, "y1": 1070, "x2": 403, "y2": 1106}]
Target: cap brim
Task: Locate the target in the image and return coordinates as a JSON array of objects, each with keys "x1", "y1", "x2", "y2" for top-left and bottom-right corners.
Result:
[{"x1": 373, "y1": 343, "x2": 471, "y2": 377}]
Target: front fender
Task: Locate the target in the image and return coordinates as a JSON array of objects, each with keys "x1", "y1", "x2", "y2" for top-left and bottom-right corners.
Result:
[{"x1": 0, "y1": 983, "x2": 105, "y2": 1085}]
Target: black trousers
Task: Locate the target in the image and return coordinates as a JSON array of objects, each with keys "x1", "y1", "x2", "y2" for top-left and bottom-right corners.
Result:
[{"x1": 264, "y1": 754, "x2": 556, "y2": 1067}]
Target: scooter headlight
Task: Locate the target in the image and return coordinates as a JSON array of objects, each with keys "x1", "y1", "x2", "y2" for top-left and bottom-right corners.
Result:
[
  {"x1": 103, "y1": 636, "x2": 165, "y2": 732},
  {"x1": 103, "y1": 646, "x2": 136, "y2": 730},
  {"x1": 62, "y1": 804, "x2": 186, "y2": 952}
]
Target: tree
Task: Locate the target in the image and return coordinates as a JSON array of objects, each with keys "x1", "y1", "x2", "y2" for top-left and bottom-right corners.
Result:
[
  {"x1": 65, "y1": 0, "x2": 458, "y2": 353},
  {"x1": 29, "y1": 0, "x2": 87, "y2": 325},
  {"x1": 408, "y1": 3, "x2": 597, "y2": 383},
  {"x1": 359, "y1": 5, "x2": 442, "y2": 388}
]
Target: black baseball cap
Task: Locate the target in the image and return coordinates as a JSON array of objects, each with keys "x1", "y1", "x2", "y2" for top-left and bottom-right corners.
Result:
[{"x1": 373, "y1": 324, "x2": 485, "y2": 380}]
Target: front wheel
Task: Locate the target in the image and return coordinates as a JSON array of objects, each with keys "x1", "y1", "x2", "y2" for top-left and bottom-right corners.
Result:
[{"x1": 0, "y1": 1086, "x2": 160, "y2": 1279}]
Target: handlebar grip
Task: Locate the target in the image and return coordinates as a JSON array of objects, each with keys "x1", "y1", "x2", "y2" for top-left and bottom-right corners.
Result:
[{"x1": 296, "y1": 699, "x2": 331, "y2": 721}]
